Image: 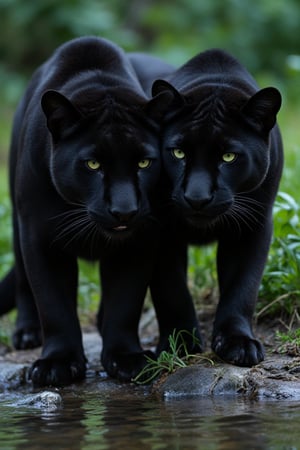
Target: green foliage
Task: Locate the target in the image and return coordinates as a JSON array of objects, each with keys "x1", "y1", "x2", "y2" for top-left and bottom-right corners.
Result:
[
  {"x1": 0, "y1": 0, "x2": 300, "y2": 105},
  {"x1": 0, "y1": 0, "x2": 139, "y2": 104},
  {"x1": 188, "y1": 245, "x2": 216, "y2": 300},
  {"x1": 258, "y1": 192, "x2": 300, "y2": 319},
  {"x1": 142, "y1": 0, "x2": 300, "y2": 74},
  {"x1": 0, "y1": 170, "x2": 12, "y2": 279},
  {"x1": 0, "y1": 307, "x2": 16, "y2": 344},
  {"x1": 134, "y1": 329, "x2": 213, "y2": 384},
  {"x1": 0, "y1": 202, "x2": 12, "y2": 276},
  {"x1": 78, "y1": 261, "x2": 99, "y2": 322}
]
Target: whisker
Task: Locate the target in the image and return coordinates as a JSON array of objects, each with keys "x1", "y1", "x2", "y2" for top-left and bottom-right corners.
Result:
[
  {"x1": 52, "y1": 215, "x2": 88, "y2": 244},
  {"x1": 234, "y1": 196, "x2": 266, "y2": 218},
  {"x1": 61, "y1": 219, "x2": 96, "y2": 249},
  {"x1": 222, "y1": 194, "x2": 267, "y2": 233},
  {"x1": 54, "y1": 215, "x2": 87, "y2": 236},
  {"x1": 92, "y1": 224, "x2": 105, "y2": 255},
  {"x1": 83, "y1": 222, "x2": 100, "y2": 255},
  {"x1": 222, "y1": 209, "x2": 243, "y2": 233},
  {"x1": 50, "y1": 204, "x2": 98, "y2": 250},
  {"x1": 48, "y1": 203, "x2": 86, "y2": 222},
  {"x1": 231, "y1": 208, "x2": 255, "y2": 231}
]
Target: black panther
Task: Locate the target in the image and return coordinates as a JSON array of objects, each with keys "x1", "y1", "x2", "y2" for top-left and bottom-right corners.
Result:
[
  {"x1": 0, "y1": 36, "x2": 173, "y2": 386},
  {"x1": 134, "y1": 49, "x2": 283, "y2": 366}
]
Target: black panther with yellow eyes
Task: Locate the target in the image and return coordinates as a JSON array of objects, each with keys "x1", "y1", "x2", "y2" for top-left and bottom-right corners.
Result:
[
  {"x1": 0, "y1": 36, "x2": 174, "y2": 386},
  {"x1": 133, "y1": 49, "x2": 283, "y2": 367}
]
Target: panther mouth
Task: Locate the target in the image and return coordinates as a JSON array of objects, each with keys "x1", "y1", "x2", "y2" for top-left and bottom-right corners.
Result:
[{"x1": 112, "y1": 225, "x2": 129, "y2": 231}]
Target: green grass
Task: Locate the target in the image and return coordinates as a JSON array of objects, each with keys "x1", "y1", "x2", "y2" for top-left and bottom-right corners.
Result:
[{"x1": 133, "y1": 329, "x2": 213, "y2": 384}]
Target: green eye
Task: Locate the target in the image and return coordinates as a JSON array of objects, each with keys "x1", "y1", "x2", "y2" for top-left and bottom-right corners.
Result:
[
  {"x1": 86, "y1": 160, "x2": 101, "y2": 171},
  {"x1": 138, "y1": 159, "x2": 151, "y2": 169},
  {"x1": 222, "y1": 152, "x2": 237, "y2": 163},
  {"x1": 173, "y1": 148, "x2": 185, "y2": 159}
]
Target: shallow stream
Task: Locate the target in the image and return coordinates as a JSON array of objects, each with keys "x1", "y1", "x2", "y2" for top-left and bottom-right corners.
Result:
[{"x1": 1, "y1": 375, "x2": 299, "y2": 450}]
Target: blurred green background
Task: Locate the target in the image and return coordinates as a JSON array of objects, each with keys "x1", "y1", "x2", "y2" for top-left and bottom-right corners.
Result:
[
  {"x1": 0, "y1": 0, "x2": 300, "y2": 329},
  {"x1": 1, "y1": 0, "x2": 300, "y2": 104}
]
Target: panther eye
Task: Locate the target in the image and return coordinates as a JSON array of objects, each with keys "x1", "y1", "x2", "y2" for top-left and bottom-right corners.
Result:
[
  {"x1": 172, "y1": 148, "x2": 185, "y2": 160},
  {"x1": 86, "y1": 160, "x2": 101, "y2": 171},
  {"x1": 222, "y1": 152, "x2": 237, "y2": 163},
  {"x1": 138, "y1": 159, "x2": 151, "y2": 169}
]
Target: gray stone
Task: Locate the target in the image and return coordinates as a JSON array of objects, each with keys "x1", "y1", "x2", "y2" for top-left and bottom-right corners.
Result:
[
  {"x1": 157, "y1": 355, "x2": 300, "y2": 400},
  {"x1": 157, "y1": 364, "x2": 251, "y2": 397}
]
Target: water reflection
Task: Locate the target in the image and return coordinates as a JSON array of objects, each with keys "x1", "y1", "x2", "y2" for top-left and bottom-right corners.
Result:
[{"x1": 1, "y1": 379, "x2": 300, "y2": 450}]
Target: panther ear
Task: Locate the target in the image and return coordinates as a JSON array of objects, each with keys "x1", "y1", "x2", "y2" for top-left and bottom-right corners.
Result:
[
  {"x1": 145, "y1": 79, "x2": 185, "y2": 120},
  {"x1": 241, "y1": 87, "x2": 282, "y2": 133},
  {"x1": 152, "y1": 79, "x2": 185, "y2": 107},
  {"x1": 41, "y1": 90, "x2": 83, "y2": 141},
  {"x1": 145, "y1": 90, "x2": 175, "y2": 120}
]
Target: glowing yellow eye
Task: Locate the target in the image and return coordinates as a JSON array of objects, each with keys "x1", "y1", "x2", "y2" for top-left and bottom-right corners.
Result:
[
  {"x1": 138, "y1": 159, "x2": 151, "y2": 169},
  {"x1": 173, "y1": 148, "x2": 185, "y2": 159},
  {"x1": 222, "y1": 152, "x2": 237, "y2": 163},
  {"x1": 86, "y1": 160, "x2": 101, "y2": 171}
]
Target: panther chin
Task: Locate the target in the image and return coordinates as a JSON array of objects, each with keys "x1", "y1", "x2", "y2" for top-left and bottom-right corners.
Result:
[{"x1": 185, "y1": 212, "x2": 219, "y2": 228}]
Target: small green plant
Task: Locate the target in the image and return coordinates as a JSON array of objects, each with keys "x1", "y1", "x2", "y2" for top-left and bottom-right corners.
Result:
[
  {"x1": 275, "y1": 328, "x2": 300, "y2": 356},
  {"x1": 133, "y1": 329, "x2": 213, "y2": 384}
]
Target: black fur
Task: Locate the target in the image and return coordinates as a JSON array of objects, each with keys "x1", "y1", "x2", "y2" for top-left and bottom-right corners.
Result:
[
  {"x1": 140, "y1": 49, "x2": 283, "y2": 366},
  {"x1": 0, "y1": 37, "x2": 173, "y2": 386}
]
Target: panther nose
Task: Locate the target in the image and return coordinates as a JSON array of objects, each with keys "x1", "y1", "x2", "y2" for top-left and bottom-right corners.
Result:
[
  {"x1": 110, "y1": 208, "x2": 138, "y2": 223},
  {"x1": 184, "y1": 194, "x2": 212, "y2": 210}
]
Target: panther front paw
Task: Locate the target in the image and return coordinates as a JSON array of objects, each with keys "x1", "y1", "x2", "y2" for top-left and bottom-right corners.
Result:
[
  {"x1": 29, "y1": 357, "x2": 86, "y2": 387},
  {"x1": 212, "y1": 333, "x2": 265, "y2": 367},
  {"x1": 101, "y1": 349, "x2": 155, "y2": 382}
]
